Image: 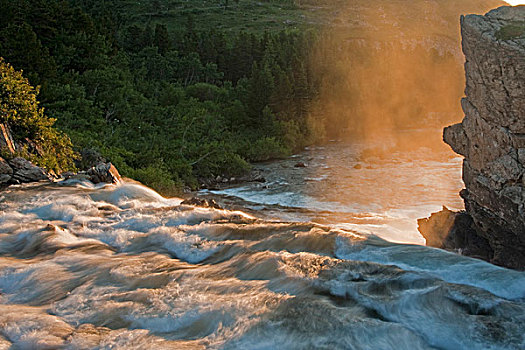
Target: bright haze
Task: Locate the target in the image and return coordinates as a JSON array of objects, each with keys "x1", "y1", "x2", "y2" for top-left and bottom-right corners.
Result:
[{"x1": 309, "y1": 0, "x2": 506, "y2": 146}]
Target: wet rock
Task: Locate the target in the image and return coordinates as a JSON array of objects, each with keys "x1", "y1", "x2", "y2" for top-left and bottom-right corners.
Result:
[
  {"x1": 442, "y1": 6, "x2": 525, "y2": 269},
  {"x1": 62, "y1": 172, "x2": 92, "y2": 182},
  {"x1": 252, "y1": 175, "x2": 266, "y2": 183},
  {"x1": 181, "y1": 197, "x2": 223, "y2": 209},
  {"x1": 199, "y1": 170, "x2": 265, "y2": 190},
  {"x1": 0, "y1": 157, "x2": 13, "y2": 184},
  {"x1": 294, "y1": 162, "x2": 307, "y2": 168},
  {"x1": 7, "y1": 157, "x2": 50, "y2": 183},
  {"x1": 86, "y1": 163, "x2": 122, "y2": 184},
  {"x1": 418, "y1": 207, "x2": 493, "y2": 261}
]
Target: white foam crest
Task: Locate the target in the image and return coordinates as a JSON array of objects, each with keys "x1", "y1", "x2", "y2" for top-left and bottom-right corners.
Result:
[
  {"x1": 145, "y1": 226, "x2": 221, "y2": 264},
  {"x1": 89, "y1": 183, "x2": 180, "y2": 209},
  {"x1": 80, "y1": 226, "x2": 145, "y2": 250},
  {"x1": 53, "y1": 275, "x2": 288, "y2": 342},
  {"x1": 0, "y1": 305, "x2": 73, "y2": 349},
  {"x1": 164, "y1": 207, "x2": 248, "y2": 227}
]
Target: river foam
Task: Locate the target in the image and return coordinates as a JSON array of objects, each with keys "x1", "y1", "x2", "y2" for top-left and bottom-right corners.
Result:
[{"x1": 0, "y1": 181, "x2": 523, "y2": 349}]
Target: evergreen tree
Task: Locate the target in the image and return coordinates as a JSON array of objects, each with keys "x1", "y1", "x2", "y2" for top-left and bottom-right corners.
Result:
[
  {"x1": 154, "y1": 24, "x2": 170, "y2": 55},
  {"x1": 246, "y1": 61, "x2": 274, "y2": 124}
]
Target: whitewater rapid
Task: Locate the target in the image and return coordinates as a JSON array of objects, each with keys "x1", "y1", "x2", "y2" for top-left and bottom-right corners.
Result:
[{"x1": 0, "y1": 179, "x2": 523, "y2": 349}]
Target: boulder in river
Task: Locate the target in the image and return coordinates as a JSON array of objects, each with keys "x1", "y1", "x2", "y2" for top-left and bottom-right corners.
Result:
[
  {"x1": 7, "y1": 157, "x2": 50, "y2": 184},
  {"x1": 86, "y1": 163, "x2": 122, "y2": 184},
  {"x1": 0, "y1": 157, "x2": 13, "y2": 184}
]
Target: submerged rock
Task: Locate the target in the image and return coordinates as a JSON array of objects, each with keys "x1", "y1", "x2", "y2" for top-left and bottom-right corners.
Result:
[
  {"x1": 7, "y1": 157, "x2": 50, "y2": 184},
  {"x1": 442, "y1": 6, "x2": 525, "y2": 269},
  {"x1": 198, "y1": 170, "x2": 266, "y2": 190},
  {"x1": 181, "y1": 197, "x2": 223, "y2": 209}
]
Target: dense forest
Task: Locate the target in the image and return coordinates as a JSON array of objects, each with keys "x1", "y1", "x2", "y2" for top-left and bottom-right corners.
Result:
[
  {"x1": 0, "y1": 0, "x2": 324, "y2": 194},
  {"x1": 1, "y1": 0, "x2": 503, "y2": 193}
]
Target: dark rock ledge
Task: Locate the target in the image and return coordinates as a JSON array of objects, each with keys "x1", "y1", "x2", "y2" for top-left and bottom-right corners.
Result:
[{"x1": 0, "y1": 156, "x2": 121, "y2": 188}]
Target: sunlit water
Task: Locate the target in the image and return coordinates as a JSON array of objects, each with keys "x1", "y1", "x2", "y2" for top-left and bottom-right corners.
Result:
[
  {"x1": 202, "y1": 130, "x2": 465, "y2": 244},
  {"x1": 0, "y1": 133, "x2": 524, "y2": 349}
]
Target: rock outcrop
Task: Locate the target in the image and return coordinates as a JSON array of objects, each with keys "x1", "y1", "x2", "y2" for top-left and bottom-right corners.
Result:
[
  {"x1": 86, "y1": 163, "x2": 122, "y2": 184},
  {"x1": 418, "y1": 207, "x2": 493, "y2": 261},
  {"x1": 0, "y1": 157, "x2": 13, "y2": 184},
  {"x1": 441, "y1": 6, "x2": 525, "y2": 269},
  {"x1": 0, "y1": 157, "x2": 122, "y2": 188},
  {"x1": 181, "y1": 197, "x2": 223, "y2": 209},
  {"x1": 8, "y1": 157, "x2": 50, "y2": 183}
]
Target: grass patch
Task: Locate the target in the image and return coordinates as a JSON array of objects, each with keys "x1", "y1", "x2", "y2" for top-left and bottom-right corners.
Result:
[
  {"x1": 81, "y1": 0, "x2": 347, "y2": 33},
  {"x1": 496, "y1": 22, "x2": 525, "y2": 40}
]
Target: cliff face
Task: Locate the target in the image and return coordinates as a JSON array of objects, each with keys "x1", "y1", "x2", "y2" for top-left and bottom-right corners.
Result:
[{"x1": 444, "y1": 6, "x2": 525, "y2": 269}]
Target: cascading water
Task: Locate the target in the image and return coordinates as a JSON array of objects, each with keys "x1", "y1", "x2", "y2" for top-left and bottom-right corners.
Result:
[{"x1": 0, "y1": 173, "x2": 523, "y2": 349}]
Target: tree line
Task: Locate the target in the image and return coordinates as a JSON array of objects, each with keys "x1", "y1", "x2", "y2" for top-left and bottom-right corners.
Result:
[{"x1": 0, "y1": 0, "x2": 324, "y2": 194}]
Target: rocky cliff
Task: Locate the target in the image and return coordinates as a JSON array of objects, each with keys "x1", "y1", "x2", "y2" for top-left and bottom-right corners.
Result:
[{"x1": 440, "y1": 6, "x2": 525, "y2": 269}]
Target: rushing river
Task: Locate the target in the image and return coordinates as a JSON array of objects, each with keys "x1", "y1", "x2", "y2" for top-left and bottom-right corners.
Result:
[
  {"x1": 201, "y1": 130, "x2": 465, "y2": 244},
  {"x1": 0, "y1": 133, "x2": 524, "y2": 349}
]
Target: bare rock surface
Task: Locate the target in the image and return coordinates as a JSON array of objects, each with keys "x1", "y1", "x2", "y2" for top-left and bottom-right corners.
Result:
[
  {"x1": 0, "y1": 157, "x2": 13, "y2": 184},
  {"x1": 418, "y1": 207, "x2": 493, "y2": 261},
  {"x1": 86, "y1": 163, "x2": 122, "y2": 184},
  {"x1": 442, "y1": 6, "x2": 525, "y2": 269},
  {"x1": 7, "y1": 157, "x2": 50, "y2": 184}
]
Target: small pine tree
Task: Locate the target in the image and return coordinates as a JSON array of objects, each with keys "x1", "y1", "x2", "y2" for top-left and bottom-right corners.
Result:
[
  {"x1": 154, "y1": 24, "x2": 171, "y2": 55},
  {"x1": 0, "y1": 57, "x2": 77, "y2": 172}
]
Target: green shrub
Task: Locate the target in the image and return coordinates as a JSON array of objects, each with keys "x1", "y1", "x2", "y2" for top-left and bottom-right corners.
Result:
[
  {"x1": 0, "y1": 58, "x2": 77, "y2": 172},
  {"x1": 242, "y1": 137, "x2": 289, "y2": 162},
  {"x1": 130, "y1": 165, "x2": 183, "y2": 197}
]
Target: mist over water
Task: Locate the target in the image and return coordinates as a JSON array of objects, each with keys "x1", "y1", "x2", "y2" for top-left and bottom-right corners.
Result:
[
  {"x1": 0, "y1": 180, "x2": 523, "y2": 349},
  {"x1": 310, "y1": 0, "x2": 505, "y2": 138}
]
